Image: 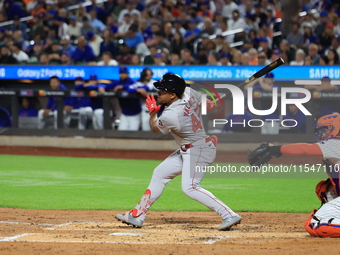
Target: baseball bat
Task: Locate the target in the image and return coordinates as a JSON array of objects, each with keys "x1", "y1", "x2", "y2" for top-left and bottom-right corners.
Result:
[{"x1": 236, "y1": 57, "x2": 285, "y2": 89}]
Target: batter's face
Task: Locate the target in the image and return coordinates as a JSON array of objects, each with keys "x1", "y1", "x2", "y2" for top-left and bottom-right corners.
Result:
[{"x1": 157, "y1": 90, "x2": 177, "y2": 105}]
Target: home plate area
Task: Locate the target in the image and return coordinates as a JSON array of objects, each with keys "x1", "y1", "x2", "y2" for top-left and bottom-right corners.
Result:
[{"x1": 1, "y1": 219, "x2": 310, "y2": 245}]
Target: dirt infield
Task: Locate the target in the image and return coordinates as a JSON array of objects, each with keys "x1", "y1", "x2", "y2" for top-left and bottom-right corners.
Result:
[{"x1": 0, "y1": 146, "x2": 336, "y2": 254}]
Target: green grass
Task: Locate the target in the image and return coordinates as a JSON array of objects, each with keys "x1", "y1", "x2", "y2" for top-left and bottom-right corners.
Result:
[{"x1": 0, "y1": 155, "x2": 322, "y2": 213}]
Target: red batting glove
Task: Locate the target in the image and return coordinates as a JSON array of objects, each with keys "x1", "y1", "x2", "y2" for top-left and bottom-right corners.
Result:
[
  {"x1": 146, "y1": 95, "x2": 161, "y2": 115},
  {"x1": 207, "y1": 99, "x2": 216, "y2": 111}
]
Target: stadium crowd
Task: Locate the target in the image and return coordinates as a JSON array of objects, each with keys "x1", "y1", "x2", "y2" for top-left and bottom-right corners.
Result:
[
  {"x1": 0, "y1": 0, "x2": 339, "y2": 132},
  {"x1": 0, "y1": 0, "x2": 339, "y2": 66}
]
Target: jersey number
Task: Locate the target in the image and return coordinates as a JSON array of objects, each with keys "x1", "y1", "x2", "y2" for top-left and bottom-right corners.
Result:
[{"x1": 191, "y1": 114, "x2": 203, "y2": 132}]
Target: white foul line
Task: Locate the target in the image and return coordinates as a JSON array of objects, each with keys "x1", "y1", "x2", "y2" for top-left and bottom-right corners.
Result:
[
  {"x1": 0, "y1": 233, "x2": 32, "y2": 242},
  {"x1": 0, "y1": 221, "x2": 53, "y2": 226}
]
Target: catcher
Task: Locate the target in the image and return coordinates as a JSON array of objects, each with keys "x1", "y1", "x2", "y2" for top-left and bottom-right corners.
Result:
[{"x1": 248, "y1": 114, "x2": 340, "y2": 237}]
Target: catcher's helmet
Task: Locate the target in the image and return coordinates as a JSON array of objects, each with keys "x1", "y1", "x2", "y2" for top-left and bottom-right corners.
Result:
[
  {"x1": 315, "y1": 114, "x2": 340, "y2": 142},
  {"x1": 153, "y1": 73, "x2": 186, "y2": 97}
]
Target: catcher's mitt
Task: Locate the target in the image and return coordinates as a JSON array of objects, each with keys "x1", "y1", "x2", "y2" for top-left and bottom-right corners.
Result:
[{"x1": 248, "y1": 142, "x2": 278, "y2": 167}]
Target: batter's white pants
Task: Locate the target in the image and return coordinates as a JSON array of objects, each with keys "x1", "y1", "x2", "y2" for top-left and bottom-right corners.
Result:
[
  {"x1": 37, "y1": 109, "x2": 72, "y2": 129},
  {"x1": 118, "y1": 113, "x2": 141, "y2": 131},
  {"x1": 133, "y1": 139, "x2": 239, "y2": 222},
  {"x1": 78, "y1": 107, "x2": 93, "y2": 130}
]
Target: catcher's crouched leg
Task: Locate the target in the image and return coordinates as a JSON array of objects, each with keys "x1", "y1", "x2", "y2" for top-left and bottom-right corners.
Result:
[{"x1": 305, "y1": 209, "x2": 340, "y2": 238}]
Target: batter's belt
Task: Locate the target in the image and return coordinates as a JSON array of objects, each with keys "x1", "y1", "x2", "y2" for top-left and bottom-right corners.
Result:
[{"x1": 180, "y1": 136, "x2": 216, "y2": 152}]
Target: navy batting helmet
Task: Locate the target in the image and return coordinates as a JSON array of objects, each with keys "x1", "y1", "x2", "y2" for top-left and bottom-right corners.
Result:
[{"x1": 154, "y1": 73, "x2": 186, "y2": 97}]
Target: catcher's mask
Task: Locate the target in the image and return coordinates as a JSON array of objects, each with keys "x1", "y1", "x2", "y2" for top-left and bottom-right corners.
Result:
[
  {"x1": 315, "y1": 114, "x2": 340, "y2": 142},
  {"x1": 153, "y1": 73, "x2": 186, "y2": 98}
]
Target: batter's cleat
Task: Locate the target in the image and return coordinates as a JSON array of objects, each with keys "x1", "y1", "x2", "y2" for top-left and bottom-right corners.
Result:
[
  {"x1": 218, "y1": 215, "x2": 242, "y2": 231},
  {"x1": 115, "y1": 210, "x2": 143, "y2": 228}
]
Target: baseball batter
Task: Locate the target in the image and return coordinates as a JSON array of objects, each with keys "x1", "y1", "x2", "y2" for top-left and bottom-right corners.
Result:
[
  {"x1": 248, "y1": 114, "x2": 340, "y2": 237},
  {"x1": 116, "y1": 73, "x2": 242, "y2": 231}
]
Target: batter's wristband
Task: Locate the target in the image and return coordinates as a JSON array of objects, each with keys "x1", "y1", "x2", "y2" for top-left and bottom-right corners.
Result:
[{"x1": 269, "y1": 146, "x2": 282, "y2": 157}]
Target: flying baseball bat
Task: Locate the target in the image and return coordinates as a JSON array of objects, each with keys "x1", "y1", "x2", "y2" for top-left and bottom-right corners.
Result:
[{"x1": 236, "y1": 57, "x2": 285, "y2": 89}]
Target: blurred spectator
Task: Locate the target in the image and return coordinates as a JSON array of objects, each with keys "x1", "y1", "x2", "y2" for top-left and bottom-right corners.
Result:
[
  {"x1": 27, "y1": 0, "x2": 38, "y2": 13},
  {"x1": 38, "y1": 76, "x2": 74, "y2": 129},
  {"x1": 287, "y1": 23, "x2": 304, "y2": 48},
  {"x1": 68, "y1": 15, "x2": 82, "y2": 40},
  {"x1": 131, "y1": 54, "x2": 141, "y2": 65},
  {"x1": 232, "y1": 50, "x2": 242, "y2": 65},
  {"x1": 172, "y1": 19, "x2": 186, "y2": 37},
  {"x1": 170, "y1": 53, "x2": 180, "y2": 65},
  {"x1": 319, "y1": 22, "x2": 335, "y2": 51},
  {"x1": 118, "y1": 0, "x2": 141, "y2": 24},
  {"x1": 100, "y1": 29, "x2": 117, "y2": 58},
  {"x1": 222, "y1": 0, "x2": 238, "y2": 20},
  {"x1": 228, "y1": 10, "x2": 246, "y2": 31},
  {"x1": 163, "y1": 22, "x2": 173, "y2": 42},
  {"x1": 85, "y1": 0, "x2": 107, "y2": 24},
  {"x1": 3, "y1": 0, "x2": 25, "y2": 20},
  {"x1": 302, "y1": 23, "x2": 318, "y2": 47},
  {"x1": 181, "y1": 48, "x2": 195, "y2": 65},
  {"x1": 200, "y1": 17, "x2": 215, "y2": 35},
  {"x1": 258, "y1": 37, "x2": 272, "y2": 59},
  {"x1": 76, "y1": 5, "x2": 89, "y2": 22},
  {"x1": 220, "y1": 53, "x2": 232, "y2": 66},
  {"x1": 60, "y1": 35, "x2": 75, "y2": 58},
  {"x1": 215, "y1": 34, "x2": 225, "y2": 52},
  {"x1": 96, "y1": 51, "x2": 118, "y2": 66},
  {"x1": 48, "y1": 40, "x2": 63, "y2": 64},
  {"x1": 89, "y1": 9, "x2": 106, "y2": 32},
  {"x1": 319, "y1": 54, "x2": 329, "y2": 65},
  {"x1": 270, "y1": 49, "x2": 281, "y2": 62},
  {"x1": 257, "y1": 50, "x2": 271, "y2": 65},
  {"x1": 290, "y1": 49, "x2": 305, "y2": 65},
  {"x1": 11, "y1": 43, "x2": 29, "y2": 63},
  {"x1": 113, "y1": 0, "x2": 126, "y2": 20},
  {"x1": 30, "y1": 0, "x2": 46, "y2": 17},
  {"x1": 197, "y1": 1, "x2": 214, "y2": 19},
  {"x1": 241, "y1": 52, "x2": 250, "y2": 65},
  {"x1": 116, "y1": 13, "x2": 133, "y2": 37},
  {"x1": 55, "y1": 16, "x2": 69, "y2": 39},
  {"x1": 282, "y1": 105, "x2": 306, "y2": 134},
  {"x1": 0, "y1": 45, "x2": 18, "y2": 64},
  {"x1": 244, "y1": 13, "x2": 259, "y2": 34},
  {"x1": 13, "y1": 30, "x2": 29, "y2": 52},
  {"x1": 116, "y1": 44, "x2": 132, "y2": 64},
  {"x1": 81, "y1": 16, "x2": 96, "y2": 37},
  {"x1": 327, "y1": 48, "x2": 339, "y2": 65},
  {"x1": 19, "y1": 97, "x2": 38, "y2": 117},
  {"x1": 329, "y1": 34, "x2": 340, "y2": 55},
  {"x1": 315, "y1": 11, "x2": 329, "y2": 37},
  {"x1": 28, "y1": 43, "x2": 43, "y2": 63},
  {"x1": 29, "y1": 14, "x2": 46, "y2": 40},
  {"x1": 10, "y1": 16, "x2": 28, "y2": 40},
  {"x1": 98, "y1": 67, "x2": 139, "y2": 131},
  {"x1": 71, "y1": 36, "x2": 96, "y2": 63},
  {"x1": 304, "y1": 54, "x2": 313, "y2": 65},
  {"x1": 308, "y1": 43, "x2": 321, "y2": 64},
  {"x1": 170, "y1": 31, "x2": 184, "y2": 55},
  {"x1": 207, "y1": 51, "x2": 221, "y2": 65},
  {"x1": 215, "y1": 19, "x2": 234, "y2": 44},
  {"x1": 38, "y1": 52, "x2": 50, "y2": 65},
  {"x1": 104, "y1": 0, "x2": 116, "y2": 15},
  {"x1": 87, "y1": 31, "x2": 103, "y2": 58},
  {"x1": 279, "y1": 39, "x2": 295, "y2": 63},
  {"x1": 60, "y1": 52, "x2": 71, "y2": 66},
  {"x1": 153, "y1": 52, "x2": 165, "y2": 66},
  {"x1": 253, "y1": 3, "x2": 267, "y2": 28},
  {"x1": 248, "y1": 48, "x2": 258, "y2": 65},
  {"x1": 184, "y1": 19, "x2": 200, "y2": 51},
  {"x1": 125, "y1": 23, "x2": 144, "y2": 49}
]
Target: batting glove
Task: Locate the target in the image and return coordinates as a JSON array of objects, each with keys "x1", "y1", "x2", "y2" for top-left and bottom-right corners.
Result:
[{"x1": 146, "y1": 95, "x2": 161, "y2": 115}]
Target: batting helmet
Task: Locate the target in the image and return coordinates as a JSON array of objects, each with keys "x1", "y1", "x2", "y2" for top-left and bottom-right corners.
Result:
[
  {"x1": 153, "y1": 73, "x2": 186, "y2": 98},
  {"x1": 315, "y1": 114, "x2": 340, "y2": 142}
]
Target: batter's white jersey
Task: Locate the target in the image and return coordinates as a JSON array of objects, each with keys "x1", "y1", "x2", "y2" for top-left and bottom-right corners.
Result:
[{"x1": 157, "y1": 87, "x2": 208, "y2": 146}]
